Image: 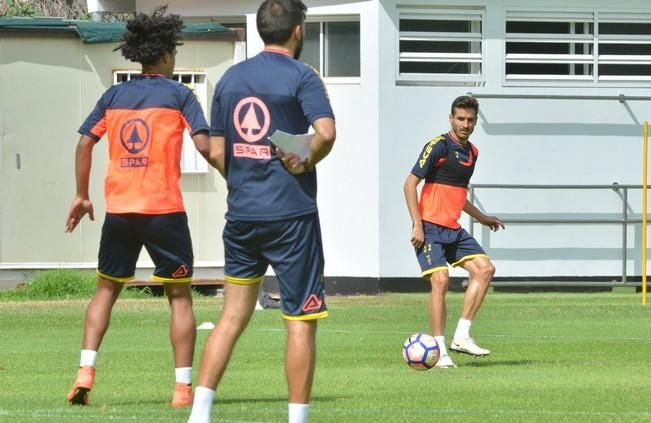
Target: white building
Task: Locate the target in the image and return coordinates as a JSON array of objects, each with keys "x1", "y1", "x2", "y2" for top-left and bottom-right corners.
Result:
[
  {"x1": 139, "y1": 0, "x2": 651, "y2": 290},
  {"x1": 3, "y1": 0, "x2": 651, "y2": 291}
]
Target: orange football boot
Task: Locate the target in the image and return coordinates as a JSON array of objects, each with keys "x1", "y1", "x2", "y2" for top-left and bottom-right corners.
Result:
[
  {"x1": 67, "y1": 366, "x2": 95, "y2": 405},
  {"x1": 171, "y1": 383, "x2": 193, "y2": 408}
]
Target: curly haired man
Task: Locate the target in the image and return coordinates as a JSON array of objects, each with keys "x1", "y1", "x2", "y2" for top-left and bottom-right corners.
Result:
[{"x1": 65, "y1": 7, "x2": 215, "y2": 407}]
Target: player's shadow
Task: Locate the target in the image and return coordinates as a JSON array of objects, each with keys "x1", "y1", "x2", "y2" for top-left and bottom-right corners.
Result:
[
  {"x1": 106, "y1": 395, "x2": 340, "y2": 407},
  {"x1": 89, "y1": 399, "x2": 171, "y2": 407},
  {"x1": 457, "y1": 359, "x2": 542, "y2": 367},
  {"x1": 217, "y1": 395, "x2": 340, "y2": 405}
]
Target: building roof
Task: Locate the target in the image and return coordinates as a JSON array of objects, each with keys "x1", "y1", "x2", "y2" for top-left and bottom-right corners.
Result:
[{"x1": 0, "y1": 17, "x2": 233, "y2": 43}]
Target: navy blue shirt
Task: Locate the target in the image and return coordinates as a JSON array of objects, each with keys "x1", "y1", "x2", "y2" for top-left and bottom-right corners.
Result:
[{"x1": 211, "y1": 49, "x2": 335, "y2": 221}]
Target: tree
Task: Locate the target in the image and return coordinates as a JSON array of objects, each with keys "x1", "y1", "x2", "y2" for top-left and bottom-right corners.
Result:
[{"x1": 0, "y1": 0, "x2": 89, "y2": 19}]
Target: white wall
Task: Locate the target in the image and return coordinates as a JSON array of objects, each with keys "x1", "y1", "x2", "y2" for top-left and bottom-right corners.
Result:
[
  {"x1": 0, "y1": 35, "x2": 232, "y2": 273},
  {"x1": 304, "y1": 2, "x2": 380, "y2": 277},
  {"x1": 379, "y1": 0, "x2": 651, "y2": 279}
]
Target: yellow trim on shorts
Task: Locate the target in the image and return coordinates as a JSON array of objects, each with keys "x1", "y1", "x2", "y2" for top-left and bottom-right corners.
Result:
[
  {"x1": 151, "y1": 274, "x2": 192, "y2": 283},
  {"x1": 96, "y1": 270, "x2": 134, "y2": 283},
  {"x1": 452, "y1": 253, "x2": 489, "y2": 268},
  {"x1": 421, "y1": 265, "x2": 449, "y2": 278},
  {"x1": 225, "y1": 275, "x2": 264, "y2": 285},
  {"x1": 283, "y1": 311, "x2": 329, "y2": 321}
]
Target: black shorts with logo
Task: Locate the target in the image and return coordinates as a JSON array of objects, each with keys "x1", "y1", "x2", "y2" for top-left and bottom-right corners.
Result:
[
  {"x1": 416, "y1": 221, "x2": 487, "y2": 278},
  {"x1": 97, "y1": 212, "x2": 193, "y2": 283},
  {"x1": 223, "y1": 213, "x2": 327, "y2": 320}
]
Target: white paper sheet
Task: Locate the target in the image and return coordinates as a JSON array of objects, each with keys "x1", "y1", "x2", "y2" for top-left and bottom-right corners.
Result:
[{"x1": 269, "y1": 130, "x2": 312, "y2": 161}]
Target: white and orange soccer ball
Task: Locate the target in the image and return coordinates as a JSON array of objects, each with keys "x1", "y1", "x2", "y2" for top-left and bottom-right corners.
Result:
[{"x1": 402, "y1": 333, "x2": 440, "y2": 370}]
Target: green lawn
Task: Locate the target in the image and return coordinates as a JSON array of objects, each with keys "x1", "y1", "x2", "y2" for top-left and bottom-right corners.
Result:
[{"x1": 0, "y1": 292, "x2": 650, "y2": 422}]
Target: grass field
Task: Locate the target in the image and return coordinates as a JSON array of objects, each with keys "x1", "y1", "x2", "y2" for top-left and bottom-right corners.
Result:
[{"x1": 1, "y1": 292, "x2": 650, "y2": 422}]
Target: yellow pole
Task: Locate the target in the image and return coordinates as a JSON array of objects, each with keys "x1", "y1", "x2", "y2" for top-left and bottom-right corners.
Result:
[{"x1": 643, "y1": 121, "x2": 648, "y2": 305}]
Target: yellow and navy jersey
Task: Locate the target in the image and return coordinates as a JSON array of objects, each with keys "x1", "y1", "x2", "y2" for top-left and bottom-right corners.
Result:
[
  {"x1": 79, "y1": 74, "x2": 209, "y2": 214},
  {"x1": 410, "y1": 132, "x2": 478, "y2": 229},
  {"x1": 210, "y1": 48, "x2": 335, "y2": 221}
]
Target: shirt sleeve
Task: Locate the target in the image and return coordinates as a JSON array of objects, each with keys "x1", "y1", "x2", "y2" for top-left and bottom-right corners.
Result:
[
  {"x1": 209, "y1": 79, "x2": 226, "y2": 136},
  {"x1": 471, "y1": 143, "x2": 479, "y2": 161},
  {"x1": 78, "y1": 90, "x2": 111, "y2": 141},
  {"x1": 180, "y1": 87, "x2": 209, "y2": 135},
  {"x1": 410, "y1": 137, "x2": 448, "y2": 179},
  {"x1": 297, "y1": 66, "x2": 335, "y2": 124}
]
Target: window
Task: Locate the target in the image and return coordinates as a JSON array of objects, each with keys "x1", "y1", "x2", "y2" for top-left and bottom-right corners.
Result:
[
  {"x1": 301, "y1": 18, "x2": 360, "y2": 79},
  {"x1": 598, "y1": 13, "x2": 651, "y2": 82},
  {"x1": 397, "y1": 7, "x2": 484, "y2": 85},
  {"x1": 113, "y1": 71, "x2": 209, "y2": 173},
  {"x1": 505, "y1": 11, "x2": 651, "y2": 85},
  {"x1": 505, "y1": 11, "x2": 595, "y2": 83}
]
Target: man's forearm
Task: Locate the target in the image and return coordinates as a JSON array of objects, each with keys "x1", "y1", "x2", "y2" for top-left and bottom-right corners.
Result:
[
  {"x1": 463, "y1": 200, "x2": 485, "y2": 221},
  {"x1": 75, "y1": 136, "x2": 95, "y2": 198},
  {"x1": 306, "y1": 117, "x2": 336, "y2": 169}
]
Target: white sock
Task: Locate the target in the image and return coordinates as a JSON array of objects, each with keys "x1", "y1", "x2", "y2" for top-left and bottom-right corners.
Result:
[
  {"x1": 187, "y1": 386, "x2": 215, "y2": 423},
  {"x1": 79, "y1": 349, "x2": 97, "y2": 368},
  {"x1": 175, "y1": 367, "x2": 192, "y2": 384},
  {"x1": 453, "y1": 319, "x2": 472, "y2": 340},
  {"x1": 434, "y1": 336, "x2": 448, "y2": 356},
  {"x1": 288, "y1": 403, "x2": 310, "y2": 423}
]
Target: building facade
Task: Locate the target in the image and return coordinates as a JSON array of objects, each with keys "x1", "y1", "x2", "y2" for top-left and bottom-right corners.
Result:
[
  {"x1": 2, "y1": 0, "x2": 651, "y2": 289},
  {"x1": 143, "y1": 0, "x2": 651, "y2": 287},
  {"x1": 0, "y1": 19, "x2": 235, "y2": 284}
]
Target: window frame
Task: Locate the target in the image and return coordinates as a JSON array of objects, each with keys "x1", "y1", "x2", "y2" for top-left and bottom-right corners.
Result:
[
  {"x1": 113, "y1": 70, "x2": 210, "y2": 174},
  {"x1": 304, "y1": 14, "x2": 361, "y2": 84},
  {"x1": 597, "y1": 11, "x2": 651, "y2": 83},
  {"x1": 396, "y1": 6, "x2": 486, "y2": 86},
  {"x1": 503, "y1": 9, "x2": 651, "y2": 87}
]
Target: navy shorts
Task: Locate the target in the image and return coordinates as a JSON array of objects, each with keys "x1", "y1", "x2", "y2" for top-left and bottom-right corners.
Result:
[
  {"x1": 415, "y1": 222, "x2": 487, "y2": 278},
  {"x1": 97, "y1": 212, "x2": 193, "y2": 283},
  {"x1": 223, "y1": 213, "x2": 327, "y2": 320}
]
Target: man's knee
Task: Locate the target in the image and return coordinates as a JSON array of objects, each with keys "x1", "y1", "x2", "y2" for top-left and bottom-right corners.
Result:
[
  {"x1": 95, "y1": 276, "x2": 124, "y2": 302},
  {"x1": 429, "y1": 271, "x2": 449, "y2": 292},
  {"x1": 286, "y1": 319, "x2": 317, "y2": 341},
  {"x1": 164, "y1": 283, "x2": 193, "y2": 301},
  {"x1": 473, "y1": 260, "x2": 495, "y2": 282},
  {"x1": 218, "y1": 302, "x2": 257, "y2": 337}
]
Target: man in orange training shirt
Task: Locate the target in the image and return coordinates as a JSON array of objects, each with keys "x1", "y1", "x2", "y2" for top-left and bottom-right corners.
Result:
[
  {"x1": 404, "y1": 95, "x2": 504, "y2": 369},
  {"x1": 65, "y1": 7, "x2": 215, "y2": 408}
]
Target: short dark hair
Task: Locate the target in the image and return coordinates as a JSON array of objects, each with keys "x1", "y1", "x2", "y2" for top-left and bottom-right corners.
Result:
[
  {"x1": 256, "y1": 0, "x2": 307, "y2": 45},
  {"x1": 114, "y1": 6, "x2": 184, "y2": 65},
  {"x1": 451, "y1": 95, "x2": 479, "y2": 116}
]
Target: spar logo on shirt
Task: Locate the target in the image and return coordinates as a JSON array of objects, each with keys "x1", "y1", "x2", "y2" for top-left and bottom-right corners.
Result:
[
  {"x1": 119, "y1": 118, "x2": 150, "y2": 168},
  {"x1": 232, "y1": 96, "x2": 272, "y2": 160}
]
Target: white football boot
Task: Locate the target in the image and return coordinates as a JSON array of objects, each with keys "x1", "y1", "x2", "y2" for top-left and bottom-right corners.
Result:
[
  {"x1": 450, "y1": 337, "x2": 490, "y2": 356},
  {"x1": 435, "y1": 355, "x2": 457, "y2": 368}
]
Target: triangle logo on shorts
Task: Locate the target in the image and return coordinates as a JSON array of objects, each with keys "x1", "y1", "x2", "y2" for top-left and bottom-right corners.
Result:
[
  {"x1": 302, "y1": 294, "x2": 323, "y2": 312},
  {"x1": 172, "y1": 264, "x2": 189, "y2": 278}
]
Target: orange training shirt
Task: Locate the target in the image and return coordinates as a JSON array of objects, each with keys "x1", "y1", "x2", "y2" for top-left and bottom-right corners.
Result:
[
  {"x1": 410, "y1": 133, "x2": 478, "y2": 229},
  {"x1": 79, "y1": 74, "x2": 209, "y2": 214}
]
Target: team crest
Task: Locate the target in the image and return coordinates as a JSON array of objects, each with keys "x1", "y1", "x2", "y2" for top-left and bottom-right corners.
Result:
[
  {"x1": 233, "y1": 96, "x2": 270, "y2": 143},
  {"x1": 120, "y1": 118, "x2": 150, "y2": 154}
]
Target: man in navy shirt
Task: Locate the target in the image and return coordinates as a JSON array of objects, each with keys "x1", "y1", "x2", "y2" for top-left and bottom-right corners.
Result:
[{"x1": 188, "y1": 1, "x2": 336, "y2": 422}]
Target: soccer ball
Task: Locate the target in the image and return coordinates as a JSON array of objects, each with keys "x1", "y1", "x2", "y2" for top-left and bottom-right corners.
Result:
[{"x1": 402, "y1": 333, "x2": 440, "y2": 370}]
